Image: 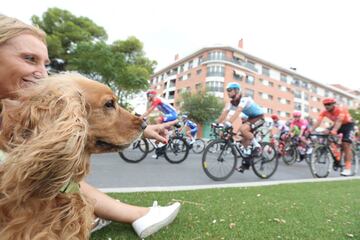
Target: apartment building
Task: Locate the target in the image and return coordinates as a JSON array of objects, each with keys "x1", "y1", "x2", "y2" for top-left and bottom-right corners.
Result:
[{"x1": 149, "y1": 42, "x2": 360, "y2": 137}]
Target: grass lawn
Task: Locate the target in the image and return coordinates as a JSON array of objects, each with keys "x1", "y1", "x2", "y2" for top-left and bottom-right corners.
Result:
[{"x1": 91, "y1": 179, "x2": 360, "y2": 240}]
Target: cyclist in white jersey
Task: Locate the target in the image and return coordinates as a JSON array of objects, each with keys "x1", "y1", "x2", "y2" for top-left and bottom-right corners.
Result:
[{"x1": 217, "y1": 82, "x2": 265, "y2": 156}]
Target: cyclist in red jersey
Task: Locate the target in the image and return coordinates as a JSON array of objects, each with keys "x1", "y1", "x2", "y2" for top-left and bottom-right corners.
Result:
[{"x1": 311, "y1": 98, "x2": 355, "y2": 176}]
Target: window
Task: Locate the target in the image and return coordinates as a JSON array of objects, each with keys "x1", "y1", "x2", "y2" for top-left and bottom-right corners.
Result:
[
  {"x1": 259, "y1": 92, "x2": 273, "y2": 100},
  {"x1": 187, "y1": 73, "x2": 191, "y2": 79},
  {"x1": 262, "y1": 66, "x2": 270, "y2": 76},
  {"x1": 208, "y1": 51, "x2": 225, "y2": 60},
  {"x1": 233, "y1": 70, "x2": 244, "y2": 80},
  {"x1": 280, "y1": 73, "x2": 287, "y2": 82},
  {"x1": 292, "y1": 78, "x2": 301, "y2": 87},
  {"x1": 198, "y1": 56, "x2": 203, "y2": 65},
  {"x1": 206, "y1": 65, "x2": 225, "y2": 77},
  {"x1": 246, "y1": 75, "x2": 255, "y2": 85},
  {"x1": 294, "y1": 103, "x2": 302, "y2": 111},
  {"x1": 206, "y1": 81, "x2": 224, "y2": 93},
  {"x1": 188, "y1": 60, "x2": 193, "y2": 69},
  {"x1": 267, "y1": 108, "x2": 273, "y2": 114},
  {"x1": 196, "y1": 69, "x2": 202, "y2": 75},
  {"x1": 180, "y1": 64, "x2": 184, "y2": 73},
  {"x1": 294, "y1": 90, "x2": 301, "y2": 99},
  {"x1": 279, "y1": 85, "x2": 287, "y2": 92},
  {"x1": 195, "y1": 83, "x2": 202, "y2": 91},
  {"x1": 244, "y1": 89, "x2": 254, "y2": 98},
  {"x1": 246, "y1": 61, "x2": 257, "y2": 72}
]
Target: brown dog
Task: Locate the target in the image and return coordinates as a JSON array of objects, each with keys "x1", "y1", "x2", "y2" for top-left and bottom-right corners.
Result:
[{"x1": 0, "y1": 73, "x2": 144, "y2": 239}]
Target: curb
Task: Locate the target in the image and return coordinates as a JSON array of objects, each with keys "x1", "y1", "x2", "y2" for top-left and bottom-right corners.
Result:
[{"x1": 99, "y1": 176, "x2": 360, "y2": 193}]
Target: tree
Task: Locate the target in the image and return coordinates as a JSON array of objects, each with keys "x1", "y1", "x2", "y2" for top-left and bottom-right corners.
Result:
[
  {"x1": 349, "y1": 108, "x2": 360, "y2": 126},
  {"x1": 32, "y1": 8, "x2": 156, "y2": 105},
  {"x1": 31, "y1": 7, "x2": 107, "y2": 63},
  {"x1": 179, "y1": 92, "x2": 224, "y2": 124}
]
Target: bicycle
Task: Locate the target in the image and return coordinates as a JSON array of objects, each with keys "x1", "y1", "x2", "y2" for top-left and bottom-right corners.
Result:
[
  {"x1": 201, "y1": 122, "x2": 278, "y2": 181},
  {"x1": 119, "y1": 124, "x2": 190, "y2": 164},
  {"x1": 309, "y1": 133, "x2": 359, "y2": 178},
  {"x1": 276, "y1": 132, "x2": 313, "y2": 165},
  {"x1": 186, "y1": 138, "x2": 206, "y2": 154}
]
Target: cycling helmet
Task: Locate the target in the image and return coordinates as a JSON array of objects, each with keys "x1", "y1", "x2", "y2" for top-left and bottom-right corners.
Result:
[
  {"x1": 146, "y1": 90, "x2": 157, "y2": 97},
  {"x1": 293, "y1": 111, "x2": 302, "y2": 117},
  {"x1": 322, "y1": 98, "x2": 336, "y2": 105},
  {"x1": 226, "y1": 82, "x2": 241, "y2": 91},
  {"x1": 271, "y1": 114, "x2": 279, "y2": 121}
]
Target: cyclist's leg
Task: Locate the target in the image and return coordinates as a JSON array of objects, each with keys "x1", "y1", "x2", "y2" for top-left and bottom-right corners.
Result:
[
  {"x1": 239, "y1": 122, "x2": 253, "y2": 147},
  {"x1": 247, "y1": 116, "x2": 264, "y2": 148},
  {"x1": 339, "y1": 123, "x2": 355, "y2": 171}
]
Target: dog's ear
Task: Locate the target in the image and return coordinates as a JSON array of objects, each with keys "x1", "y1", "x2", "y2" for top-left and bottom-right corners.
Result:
[{"x1": 0, "y1": 84, "x2": 90, "y2": 200}]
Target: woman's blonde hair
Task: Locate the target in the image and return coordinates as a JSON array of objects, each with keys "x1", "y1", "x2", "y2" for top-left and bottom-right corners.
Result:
[{"x1": 0, "y1": 14, "x2": 46, "y2": 46}]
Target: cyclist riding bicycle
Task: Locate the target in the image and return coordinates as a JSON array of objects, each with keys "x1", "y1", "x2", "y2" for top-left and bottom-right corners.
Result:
[
  {"x1": 290, "y1": 111, "x2": 311, "y2": 160},
  {"x1": 217, "y1": 82, "x2": 265, "y2": 157},
  {"x1": 311, "y1": 98, "x2": 355, "y2": 176},
  {"x1": 270, "y1": 114, "x2": 289, "y2": 141},
  {"x1": 142, "y1": 90, "x2": 178, "y2": 123},
  {"x1": 142, "y1": 90, "x2": 179, "y2": 158},
  {"x1": 181, "y1": 113, "x2": 198, "y2": 145}
]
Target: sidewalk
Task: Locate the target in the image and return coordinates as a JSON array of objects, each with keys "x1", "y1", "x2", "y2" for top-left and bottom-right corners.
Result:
[{"x1": 100, "y1": 175, "x2": 360, "y2": 193}]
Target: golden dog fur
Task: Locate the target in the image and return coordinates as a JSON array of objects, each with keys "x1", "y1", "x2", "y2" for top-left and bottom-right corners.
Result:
[{"x1": 0, "y1": 73, "x2": 144, "y2": 239}]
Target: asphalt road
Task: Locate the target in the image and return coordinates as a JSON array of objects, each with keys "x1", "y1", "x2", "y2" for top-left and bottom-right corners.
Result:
[{"x1": 86, "y1": 151, "x2": 356, "y2": 189}]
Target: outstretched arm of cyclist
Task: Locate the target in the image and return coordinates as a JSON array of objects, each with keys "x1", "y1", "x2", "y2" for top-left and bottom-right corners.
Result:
[
  {"x1": 330, "y1": 114, "x2": 345, "y2": 135},
  {"x1": 141, "y1": 105, "x2": 156, "y2": 119},
  {"x1": 229, "y1": 106, "x2": 243, "y2": 124},
  {"x1": 217, "y1": 108, "x2": 229, "y2": 123}
]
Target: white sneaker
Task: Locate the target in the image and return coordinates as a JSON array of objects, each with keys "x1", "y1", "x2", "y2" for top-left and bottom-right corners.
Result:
[
  {"x1": 91, "y1": 217, "x2": 112, "y2": 233},
  {"x1": 151, "y1": 154, "x2": 158, "y2": 159},
  {"x1": 132, "y1": 201, "x2": 181, "y2": 238},
  {"x1": 341, "y1": 168, "x2": 352, "y2": 176}
]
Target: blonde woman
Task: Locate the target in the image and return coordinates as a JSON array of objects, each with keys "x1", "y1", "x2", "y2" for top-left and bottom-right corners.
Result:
[{"x1": 0, "y1": 15, "x2": 180, "y2": 238}]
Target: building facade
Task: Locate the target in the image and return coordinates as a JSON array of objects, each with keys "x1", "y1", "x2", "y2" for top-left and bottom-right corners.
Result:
[{"x1": 149, "y1": 44, "x2": 360, "y2": 137}]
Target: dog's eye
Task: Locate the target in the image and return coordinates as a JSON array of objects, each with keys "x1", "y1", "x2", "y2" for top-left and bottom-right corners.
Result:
[{"x1": 105, "y1": 100, "x2": 116, "y2": 109}]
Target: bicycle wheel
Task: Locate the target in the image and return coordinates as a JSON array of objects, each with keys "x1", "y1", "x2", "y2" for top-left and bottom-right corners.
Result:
[
  {"x1": 281, "y1": 143, "x2": 298, "y2": 165},
  {"x1": 192, "y1": 138, "x2": 206, "y2": 154},
  {"x1": 118, "y1": 139, "x2": 149, "y2": 163},
  {"x1": 310, "y1": 145, "x2": 332, "y2": 178},
  {"x1": 252, "y1": 142, "x2": 278, "y2": 179},
  {"x1": 164, "y1": 136, "x2": 189, "y2": 164},
  {"x1": 202, "y1": 139, "x2": 237, "y2": 181}
]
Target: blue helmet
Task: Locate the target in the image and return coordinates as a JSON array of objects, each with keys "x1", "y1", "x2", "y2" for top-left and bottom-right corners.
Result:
[
  {"x1": 181, "y1": 114, "x2": 188, "y2": 120},
  {"x1": 226, "y1": 82, "x2": 241, "y2": 91}
]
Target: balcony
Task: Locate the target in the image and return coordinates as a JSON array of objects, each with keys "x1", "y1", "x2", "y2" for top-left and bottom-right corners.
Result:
[{"x1": 201, "y1": 56, "x2": 258, "y2": 73}]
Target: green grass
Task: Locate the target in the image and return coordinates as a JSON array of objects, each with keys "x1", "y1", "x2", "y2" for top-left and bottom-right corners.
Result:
[{"x1": 91, "y1": 180, "x2": 360, "y2": 240}]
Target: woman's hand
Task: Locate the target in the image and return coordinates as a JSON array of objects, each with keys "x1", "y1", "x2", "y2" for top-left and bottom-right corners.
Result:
[{"x1": 143, "y1": 120, "x2": 179, "y2": 143}]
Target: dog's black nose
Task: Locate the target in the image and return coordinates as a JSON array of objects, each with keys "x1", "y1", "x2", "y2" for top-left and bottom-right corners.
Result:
[{"x1": 141, "y1": 121, "x2": 147, "y2": 130}]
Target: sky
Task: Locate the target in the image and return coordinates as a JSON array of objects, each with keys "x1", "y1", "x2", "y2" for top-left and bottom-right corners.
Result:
[{"x1": 2, "y1": 0, "x2": 360, "y2": 89}]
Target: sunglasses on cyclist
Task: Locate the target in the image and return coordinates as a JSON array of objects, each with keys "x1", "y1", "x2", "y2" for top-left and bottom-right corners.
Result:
[
  {"x1": 323, "y1": 103, "x2": 334, "y2": 107},
  {"x1": 226, "y1": 88, "x2": 234, "y2": 92}
]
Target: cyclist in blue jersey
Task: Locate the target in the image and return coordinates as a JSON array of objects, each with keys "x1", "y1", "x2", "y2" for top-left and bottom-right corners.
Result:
[
  {"x1": 142, "y1": 90, "x2": 178, "y2": 124},
  {"x1": 217, "y1": 82, "x2": 265, "y2": 158},
  {"x1": 181, "y1": 113, "x2": 198, "y2": 145}
]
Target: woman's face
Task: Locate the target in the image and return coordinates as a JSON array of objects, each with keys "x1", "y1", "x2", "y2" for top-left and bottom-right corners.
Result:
[{"x1": 0, "y1": 34, "x2": 50, "y2": 99}]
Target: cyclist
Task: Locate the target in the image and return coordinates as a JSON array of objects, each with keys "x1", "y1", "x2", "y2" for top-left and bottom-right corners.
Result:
[
  {"x1": 289, "y1": 111, "x2": 311, "y2": 161},
  {"x1": 217, "y1": 82, "x2": 265, "y2": 158},
  {"x1": 270, "y1": 114, "x2": 289, "y2": 141},
  {"x1": 142, "y1": 90, "x2": 178, "y2": 123},
  {"x1": 142, "y1": 90, "x2": 178, "y2": 158},
  {"x1": 181, "y1": 113, "x2": 198, "y2": 145},
  {"x1": 311, "y1": 98, "x2": 355, "y2": 176}
]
